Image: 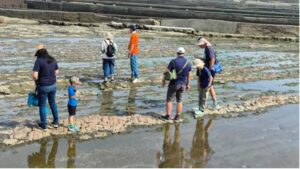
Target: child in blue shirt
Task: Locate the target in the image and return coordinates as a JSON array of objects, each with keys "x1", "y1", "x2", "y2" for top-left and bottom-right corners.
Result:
[
  {"x1": 194, "y1": 59, "x2": 213, "y2": 114},
  {"x1": 68, "y1": 76, "x2": 81, "y2": 132}
]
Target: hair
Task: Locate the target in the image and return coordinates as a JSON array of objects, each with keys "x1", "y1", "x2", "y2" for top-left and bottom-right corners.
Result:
[
  {"x1": 34, "y1": 48, "x2": 56, "y2": 64},
  {"x1": 69, "y1": 78, "x2": 74, "y2": 85}
]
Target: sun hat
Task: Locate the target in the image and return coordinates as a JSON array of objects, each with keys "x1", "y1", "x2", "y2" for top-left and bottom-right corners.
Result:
[
  {"x1": 194, "y1": 58, "x2": 205, "y2": 68},
  {"x1": 70, "y1": 76, "x2": 81, "y2": 85},
  {"x1": 105, "y1": 32, "x2": 113, "y2": 39},
  {"x1": 177, "y1": 47, "x2": 185, "y2": 54},
  {"x1": 36, "y1": 44, "x2": 45, "y2": 50}
]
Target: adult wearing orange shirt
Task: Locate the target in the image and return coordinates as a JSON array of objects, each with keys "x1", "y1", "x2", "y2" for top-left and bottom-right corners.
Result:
[{"x1": 128, "y1": 24, "x2": 140, "y2": 83}]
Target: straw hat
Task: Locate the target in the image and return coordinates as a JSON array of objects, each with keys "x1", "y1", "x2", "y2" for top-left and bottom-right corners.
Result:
[
  {"x1": 105, "y1": 32, "x2": 113, "y2": 39},
  {"x1": 36, "y1": 44, "x2": 45, "y2": 50},
  {"x1": 194, "y1": 58, "x2": 205, "y2": 69}
]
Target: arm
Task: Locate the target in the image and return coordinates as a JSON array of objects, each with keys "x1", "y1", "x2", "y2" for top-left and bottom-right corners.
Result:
[
  {"x1": 101, "y1": 41, "x2": 106, "y2": 54},
  {"x1": 32, "y1": 71, "x2": 38, "y2": 81},
  {"x1": 209, "y1": 57, "x2": 215, "y2": 71},
  {"x1": 55, "y1": 69, "x2": 59, "y2": 76},
  {"x1": 186, "y1": 72, "x2": 191, "y2": 91},
  {"x1": 205, "y1": 75, "x2": 213, "y2": 90},
  {"x1": 161, "y1": 68, "x2": 170, "y2": 87}
]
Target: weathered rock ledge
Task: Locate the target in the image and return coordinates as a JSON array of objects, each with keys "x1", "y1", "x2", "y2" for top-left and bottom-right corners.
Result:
[{"x1": 0, "y1": 95, "x2": 298, "y2": 147}]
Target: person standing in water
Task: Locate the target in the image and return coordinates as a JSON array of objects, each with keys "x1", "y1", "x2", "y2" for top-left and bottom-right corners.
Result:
[
  {"x1": 101, "y1": 32, "x2": 118, "y2": 83},
  {"x1": 32, "y1": 44, "x2": 59, "y2": 130},
  {"x1": 197, "y1": 37, "x2": 220, "y2": 109},
  {"x1": 128, "y1": 24, "x2": 140, "y2": 83}
]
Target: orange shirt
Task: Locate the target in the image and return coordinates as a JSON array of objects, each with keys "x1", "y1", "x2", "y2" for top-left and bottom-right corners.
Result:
[{"x1": 128, "y1": 31, "x2": 139, "y2": 55}]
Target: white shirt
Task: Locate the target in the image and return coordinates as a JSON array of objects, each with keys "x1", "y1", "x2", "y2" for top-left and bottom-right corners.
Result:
[{"x1": 101, "y1": 39, "x2": 118, "y2": 59}]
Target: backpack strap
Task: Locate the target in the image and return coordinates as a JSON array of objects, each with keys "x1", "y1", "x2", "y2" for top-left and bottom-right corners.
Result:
[{"x1": 178, "y1": 60, "x2": 189, "y2": 74}]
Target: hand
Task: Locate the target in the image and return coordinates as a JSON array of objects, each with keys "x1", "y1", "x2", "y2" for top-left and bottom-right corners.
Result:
[
  {"x1": 161, "y1": 81, "x2": 166, "y2": 87},
  {"x1": 186, "y1": 84, "x2": 191, "y2": 92},
  {"x1": 128, "y1": 53, "x2": 131, "y2": 58},
  {"x1": 205, "y1": 85, "x2": 211, "y2": 90}
]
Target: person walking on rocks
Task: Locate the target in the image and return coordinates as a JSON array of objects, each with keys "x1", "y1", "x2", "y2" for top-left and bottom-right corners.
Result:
[
  {"x1": 101, "y1": 32, "x2": 118, "y2": 83},
  {"x1": 128, "y1": 24, "x2": 140, "y2": 83},
  {"x1": 197, "y1": 37, "x2": 220, "y2": 109},
  {"x1": 161, "y1": 47, "x2": 192, "y2": 122},
  {"x1": 32, "y1": 44, "x2": 59, "y2": 130}
]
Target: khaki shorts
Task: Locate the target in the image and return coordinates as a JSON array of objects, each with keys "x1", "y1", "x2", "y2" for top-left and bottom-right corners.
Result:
[{"x1": 166, "y1": 84, "x2": 185, "y2": 103}]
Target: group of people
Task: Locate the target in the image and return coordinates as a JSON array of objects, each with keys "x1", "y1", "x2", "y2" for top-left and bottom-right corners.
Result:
[
  {"x1": 161, "y1": 37, "x2": 220, "y2": 121},
  {"x1": 32, "y1": 24, "x2": 220, "y2": 131}
]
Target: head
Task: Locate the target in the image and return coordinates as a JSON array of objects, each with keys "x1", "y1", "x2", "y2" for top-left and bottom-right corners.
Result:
[
  {"x1": 69, "y1": 76, "x2": 81, "y2": 86},
  {"x1": 129, "y1": 24, "x2": 137, "y2": 33},
  {"x1": 177, "y1": 47, "x2": 185, "y2": 56},
  {"x1": 34, "y1": 44, "x2": 56, "y2": 63},
  {"x1": 197, "y1": 37, "x2": 210, "y2": 49},
  {"x1": 194, "y1": 58, "x2": 205, "y2": 70},
  {"x1": 105, "y1": 32, "x2": 113, "y2": 40}
]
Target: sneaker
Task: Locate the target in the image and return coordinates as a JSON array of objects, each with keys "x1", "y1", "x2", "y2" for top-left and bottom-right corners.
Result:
[
  {"x1": 73, "y1": 125, "x2": 80, "y2": 132},
  {"x1": 213, "y1": 103, "x2": 220, "y2": 110},
  {"x1": 50, "y1": 122, "x2": 59, "y2": 128},
  {"x1": 37, "y1": 123, "x2": 47, "y2": 131},
  {"x1": 110, "y1": 76, "x2": 115, "y2": 82},
  {"x1": 103, "y1": 77, "x2": 108, "y2": 83},
  {"x1": 174, "y1": 114, "x2": 183, "y2": 122},
  {"x1": 194, "y1": 110, "x2": 204, "y2": 118},
  {"x1": 161, "y1": 114, "x2": 171, "y2": 121},
  {"x1": 132, "y1": 78, "x2": 139, "y2": 83},
  {"x1": 68, "y1": 125, "x2": 77, "y2": 133}
]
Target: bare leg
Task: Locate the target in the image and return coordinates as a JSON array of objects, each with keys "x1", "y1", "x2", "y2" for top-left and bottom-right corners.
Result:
[
  {"x1": 209, "y1": 86, "x2": 217, "y2": 104},
  {"x1": 176, "y1": 102, "x2": 183, "y2": 116},
  {"x1": 166, "y1": 101, "x2": 173, "y2": 116}
]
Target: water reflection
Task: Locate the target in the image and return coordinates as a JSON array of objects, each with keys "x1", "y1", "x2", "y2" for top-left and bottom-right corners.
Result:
[
  {"x1": 27, "y1": 138, "x2": 58, "y2": 168},
  {"x1": 126, "y1": 86, "x2": 137, "y2": 115},
  {"x1": 188, "y1": 119, "x2": 214, "y2": 168},
  {"x1": 157, "y1": 119, "x2": 214, "y2": 168},
  {"x1": 67, "y1": 137, "x2": 76, "y2": 168},
  {"x1": 157, "y1": 124, "x2": 184, "y2": 168},
  {"x1": 27, "y1": 137, "x2": 77, "y2": 168},
  {"x1": 100, "y1": 90, "x2": 114, "y2": 114}
]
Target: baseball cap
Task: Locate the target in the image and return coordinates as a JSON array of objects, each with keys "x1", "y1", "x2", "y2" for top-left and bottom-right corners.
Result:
[{"x1": 177, "y1": 47, "x2": 185, "y2": 54}]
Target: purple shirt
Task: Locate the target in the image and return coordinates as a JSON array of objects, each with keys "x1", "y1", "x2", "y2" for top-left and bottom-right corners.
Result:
[{"x1": 167, "y1": 56, "x2": 192, "y2": 86}]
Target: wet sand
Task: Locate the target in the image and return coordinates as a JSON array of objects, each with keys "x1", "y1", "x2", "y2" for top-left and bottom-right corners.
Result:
[{"x1": 0, "y1": 104, "x2": 298, "y2": 168}]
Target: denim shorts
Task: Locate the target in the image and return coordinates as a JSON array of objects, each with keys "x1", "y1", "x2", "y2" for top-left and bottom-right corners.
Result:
[{"x1": 166, "y1": 84, "x2": 185, "y2": 103}]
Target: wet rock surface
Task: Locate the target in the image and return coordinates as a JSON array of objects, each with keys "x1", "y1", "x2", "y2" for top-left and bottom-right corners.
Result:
[{"x1": 0, "y1": 16, "x2": 298, "y2": 147}]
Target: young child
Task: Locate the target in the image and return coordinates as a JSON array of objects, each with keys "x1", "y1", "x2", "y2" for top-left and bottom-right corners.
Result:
[
  {"x1": 68, "y1": 76, "x2": 81, "y2": 132},
  {"x1": 194, "y1": 59, "x2": 213, "y2": 116}
]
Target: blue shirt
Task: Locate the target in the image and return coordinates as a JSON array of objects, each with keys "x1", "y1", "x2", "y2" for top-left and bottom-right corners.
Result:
[
  {"x1": 33, "y1": 57, "x2": 58, "y2": 86},
  {"x1": 204, "y1": 46, "x2": 216, "y2": 68},
  {"x1": 68, "y1": 86, "x2": 77, "y2": 106},
  {"x1": 167, "y1": 56, "x2": 192, "y2": 85},
  {"x1": 197, "y1": 67, "x2": 211, "y2": 89}
]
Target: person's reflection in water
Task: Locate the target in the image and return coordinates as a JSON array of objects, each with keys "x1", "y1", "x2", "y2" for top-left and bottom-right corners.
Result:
[
  {"x1": 188, "y1": 119, "x2": 213, "y2": 168},
  {"x1": 67, "y1": 137, "x2": 76, "y2": 168},
  {"x1": 27, "y1": 137, "x2": 58, "y2": 168},
  {"x1": 100, "y1": 90, "x2": 114, "y2": 114},
  {"x1": 126, "y1": 86, "x2": 137, "y2": 115},
  {"x1": 157, "y1": 124, "x2": 184, "y2": 168}
]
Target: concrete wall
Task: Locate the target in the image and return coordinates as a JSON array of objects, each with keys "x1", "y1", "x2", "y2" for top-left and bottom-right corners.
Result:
[
  {"x1": 25, "y1": 1, "x2": 299, "y2": 25},
  {"x1": 161, "y1": 19, "x2": 239, "y2": 34},
  {"x1": 161, "y1": 18, "x2": 299, "y2": 37},
  {"x1": 0, "y1": 0, "x2": 27, "y2": 8}
]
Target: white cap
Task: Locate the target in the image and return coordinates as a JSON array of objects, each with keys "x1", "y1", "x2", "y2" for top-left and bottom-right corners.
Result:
[{"x1": 177, "y1": 47, "x2": 185, "y2": 54}]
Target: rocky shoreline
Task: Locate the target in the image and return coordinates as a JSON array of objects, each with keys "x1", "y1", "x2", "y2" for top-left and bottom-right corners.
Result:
[{"x1": 0, "y1": 95, "x2": 298, "y2": 147}]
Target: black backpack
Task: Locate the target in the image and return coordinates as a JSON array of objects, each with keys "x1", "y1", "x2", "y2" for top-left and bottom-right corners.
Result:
[{"x1": 105, "y1": 40, "x2": 116, "y2": 57}]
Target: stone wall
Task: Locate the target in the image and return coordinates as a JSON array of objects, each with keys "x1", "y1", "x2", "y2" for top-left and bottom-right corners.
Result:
[
  {"x1": 0, "y1": 0, "x2": 27, "y2": 9},
  {"x1": 25, "y1": 1, "x2": 299, "y2": 25}
]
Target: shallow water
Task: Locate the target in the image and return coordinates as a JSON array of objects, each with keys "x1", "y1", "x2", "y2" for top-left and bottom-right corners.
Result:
[{"x1": 0, "y1": 104, "x2": 298, "y2": 168}]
